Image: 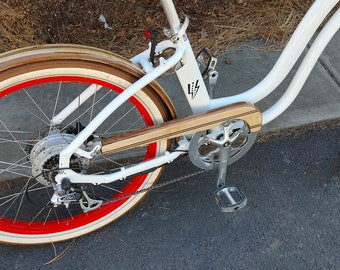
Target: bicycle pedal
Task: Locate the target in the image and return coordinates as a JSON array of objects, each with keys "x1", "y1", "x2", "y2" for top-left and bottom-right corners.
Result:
[{"x1": 214, "y1": 186, "x2": 247, "y2": 213}]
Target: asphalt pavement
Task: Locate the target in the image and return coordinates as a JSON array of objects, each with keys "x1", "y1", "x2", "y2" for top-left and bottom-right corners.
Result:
[{"x1": 0, "y1": 119, "x2": 339, "y2": 270}]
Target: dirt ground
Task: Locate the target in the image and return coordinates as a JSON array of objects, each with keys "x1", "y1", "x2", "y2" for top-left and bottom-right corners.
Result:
[{"x1": 0, "y1": 0, "x2": 337, "y2": 57}]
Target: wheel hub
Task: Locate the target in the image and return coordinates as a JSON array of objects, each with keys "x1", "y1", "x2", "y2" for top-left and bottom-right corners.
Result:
[{"x1": 30, "y1": 133, "x2": 76, "y2": 186}]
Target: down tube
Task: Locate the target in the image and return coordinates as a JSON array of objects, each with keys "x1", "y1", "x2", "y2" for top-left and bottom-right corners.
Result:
[
  {"x1": 262, "y1": 8, "x2": 340, "y2": 124},
  {"x1": 208, "y1": 0, "x2": 339, "y2": 109}
]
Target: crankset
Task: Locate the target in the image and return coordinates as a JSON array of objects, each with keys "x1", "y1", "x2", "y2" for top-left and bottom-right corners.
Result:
[
  {"x1": 189, "y1": 120, "x2": 253, "y2": 212},
  {"x1": 188, "y1": 120, "x2": 256, "y2": 170}
]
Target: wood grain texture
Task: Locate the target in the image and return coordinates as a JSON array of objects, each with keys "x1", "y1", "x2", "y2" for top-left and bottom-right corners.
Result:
[{"x1": 102, "y1": 102, "x2": 262, "y2": 154}]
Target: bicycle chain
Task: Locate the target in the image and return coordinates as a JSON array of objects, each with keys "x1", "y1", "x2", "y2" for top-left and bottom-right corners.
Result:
[{"x1": 105, "y1": 169, "x2": 206, "y2": 204}]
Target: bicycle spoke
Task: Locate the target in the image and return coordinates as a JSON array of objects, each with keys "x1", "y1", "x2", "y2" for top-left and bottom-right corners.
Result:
[
  {"x1": 43, "y1": 207, "x2": 53, "y2": 225},
  {"x1": 0, "y1": 193, "x2": 20, "y2": 208},
  {"x1": 13, "y1": 185, "x2": 27, "y2": 223},
  {"x1": 100, "y1": 184, "x2": 123, "y2": 194},
  {"x1": 0, "y1": 45, "x2": 169, "y2": 243},
  {"x1": 66, "y1": 207, "x2": 74, "y2": 221},
  {"x1": 0, "y1": 120, "x2": 27, "y2": 156},
  {"x1": 0, "y1": 137, "x2": 36, "y2": 146},
  {"x1": 51, "y1": 82, "x2": 62, "y2": 121},
  {"x1": 0, "y1": 182, "x2": 45, "y2": 207},
  {"x1": 29, "y1": 200, "x2": 52, "y2": 225},
  {"x1": 24, "y1": 88, "x2": 51, "y2": 123},
  {"x1": 0, "y1": 178, "x2": 31, "y2": 218},
  {"x1": 102, "y1": 106, "x2": 137, "y2": 136},
  {"x1": 59, "y1": 88, "x2": 112, "y2": 133},
  {"x1": 126, "y1": 115, "x2": 145, "y2": 131},
  {"x1": 4, "y1": 92, "x2": 50, "y2": 126},
  {"x1": 0, "y1": 157, "x2": 32, "y2": 178}
]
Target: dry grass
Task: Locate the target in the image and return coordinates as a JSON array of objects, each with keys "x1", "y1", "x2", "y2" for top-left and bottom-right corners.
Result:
[
  {"x1": 0, "y1": 2, "x2": 35, "y2": 51},
  {"x1": 1, "y1": 0, "x2": 337, "y2": 57}
]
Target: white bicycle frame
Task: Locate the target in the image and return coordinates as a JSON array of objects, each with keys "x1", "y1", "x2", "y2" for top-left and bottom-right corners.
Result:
[{"x1": 54, "y1": 0, "x2": 339, "y2": 186}]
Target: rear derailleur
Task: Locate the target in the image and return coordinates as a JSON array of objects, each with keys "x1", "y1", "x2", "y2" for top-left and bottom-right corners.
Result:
[{"x1": 51, "y1": 178, "x2": 103, "y2": 212}]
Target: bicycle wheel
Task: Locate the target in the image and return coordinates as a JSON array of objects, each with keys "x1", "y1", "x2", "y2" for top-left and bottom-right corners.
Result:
[{"x1": 0, "y1": 45, "x2": 176, "y2": 244}]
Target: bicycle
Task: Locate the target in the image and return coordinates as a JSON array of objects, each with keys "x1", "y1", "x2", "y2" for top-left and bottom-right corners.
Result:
[{"x1": 0, "y1": 0, "x2": 338, "y2": 245}]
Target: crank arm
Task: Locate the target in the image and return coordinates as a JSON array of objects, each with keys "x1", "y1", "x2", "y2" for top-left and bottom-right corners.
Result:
[
  {"x1": 213, "y1": 143, "x2": 247, "y2": 212},
  {"x1": 102, "y1": 102, "x2": 262, "y2": 154}
]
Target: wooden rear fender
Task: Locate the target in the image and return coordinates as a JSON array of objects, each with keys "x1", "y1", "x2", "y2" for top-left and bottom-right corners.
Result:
[{"x1": 0, "y1": 44, "x2": 177, "y2": 121}]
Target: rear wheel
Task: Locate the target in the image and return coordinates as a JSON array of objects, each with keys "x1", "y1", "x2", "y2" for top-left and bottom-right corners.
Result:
[{"x1": 0, "y1": 45, "x2": 175, "y2": 244}]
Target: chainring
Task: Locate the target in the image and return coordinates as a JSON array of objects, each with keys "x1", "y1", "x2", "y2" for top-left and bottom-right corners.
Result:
[{"x1": 188, "y1": 120, "x2": 257, "y2": 170}]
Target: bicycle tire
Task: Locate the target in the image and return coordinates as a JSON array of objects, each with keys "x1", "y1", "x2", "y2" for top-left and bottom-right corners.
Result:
[{"x1": 0, "y1": 44, "x2": 176, "y2": 244}]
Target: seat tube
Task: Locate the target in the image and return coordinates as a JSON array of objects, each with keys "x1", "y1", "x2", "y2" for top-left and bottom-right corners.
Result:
[{"x1": 160, "y1": 0, "x2": 181, "y2": 33}]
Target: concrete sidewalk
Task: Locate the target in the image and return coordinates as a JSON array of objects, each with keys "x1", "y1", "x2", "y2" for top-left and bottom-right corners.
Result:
[{"x1": 158, "y1": 31, "x2": 340, "y2": 133}]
